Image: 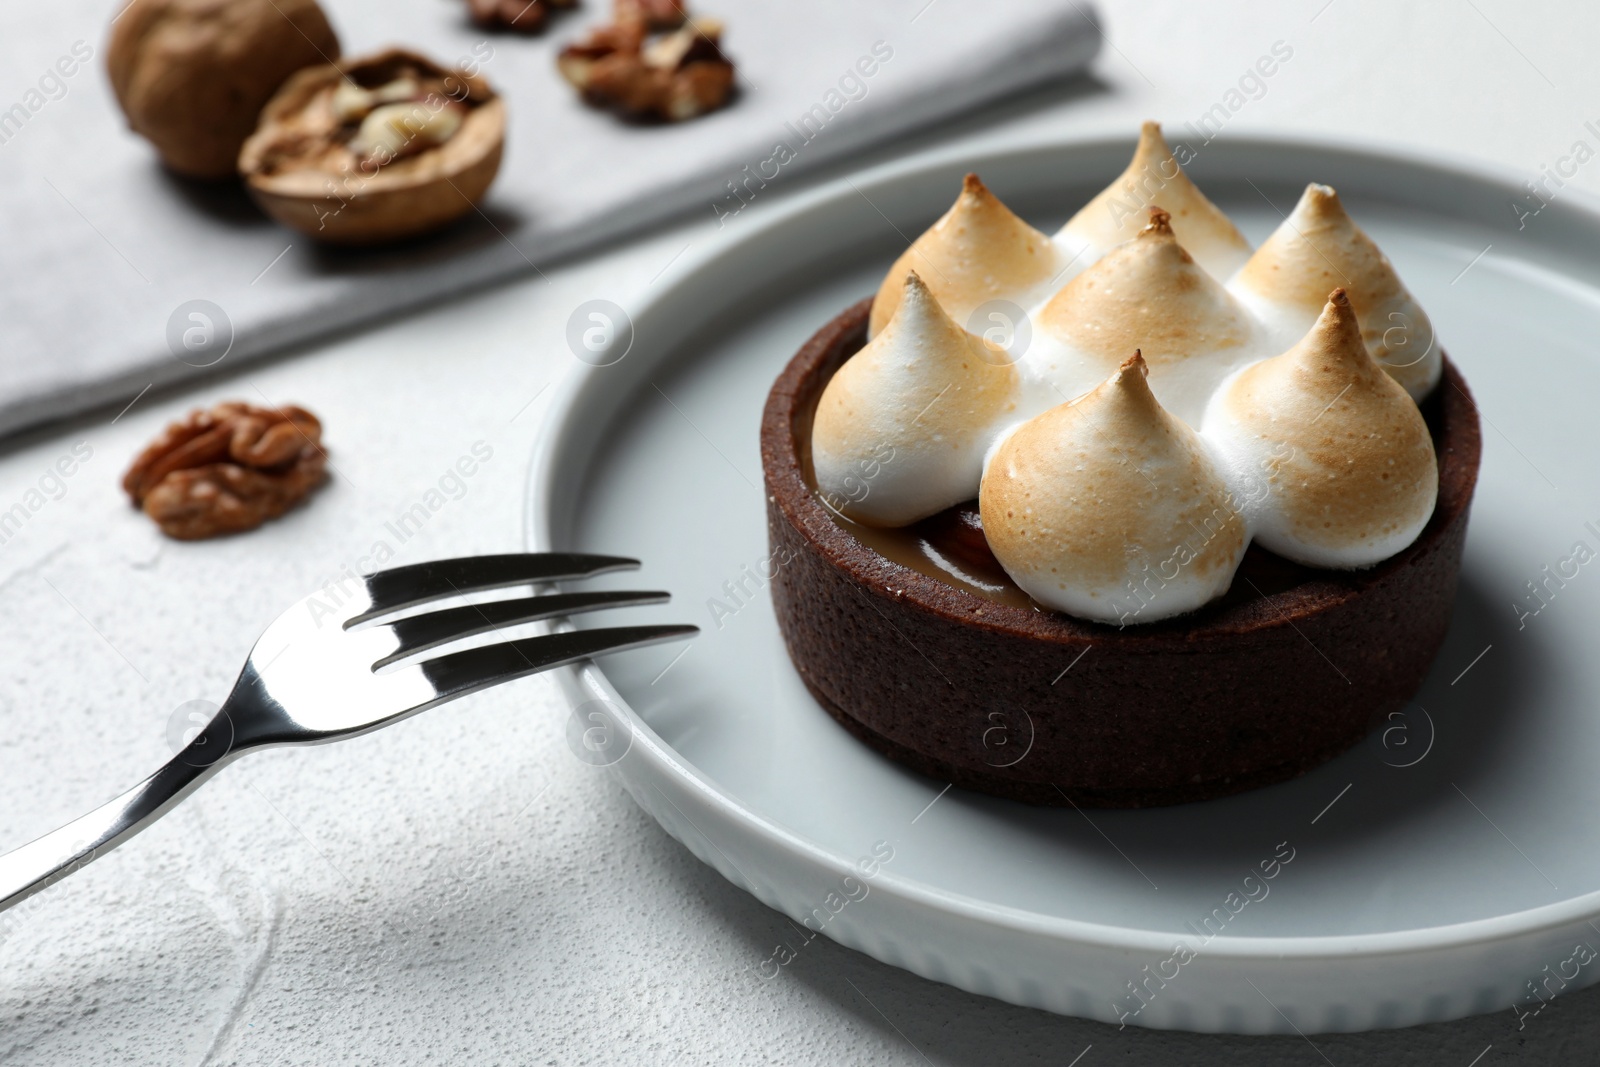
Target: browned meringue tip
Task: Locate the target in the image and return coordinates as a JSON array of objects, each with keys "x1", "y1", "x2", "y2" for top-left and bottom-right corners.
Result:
[
  {"x1": 1117, "y1": 350, "x2": 1150, "y2": 378},
  {"x1": 1299, "y1": 182, "x2": 1342, "y2": 215},
  {"x1": 1142, "y1": 207, "x2": 1174, "y2": 235},
  {"x1": 961, "y1": 172, "x2": 987, "y2": 196},
  {"x1": 893, "y1": 269, "x2": 943, "y2": 320},
  {"x1": 1310, "y1": 287, "x2": 1368, "y2": 355},
  {"x1": 1099, "y1": 351, "x2": 1167, "y2": 416},
  {"x1": 1322, "y1": 289, "x2": 1359, "y2": 326},
  {"x1": 894, "y1": 269, "x2": 944, "y2": 319},
  {"x1": 1139, "y1": 119, "x2": 1163, "y2": 139}
]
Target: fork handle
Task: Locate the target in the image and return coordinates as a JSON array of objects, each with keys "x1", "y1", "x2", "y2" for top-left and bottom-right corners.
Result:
[{"x1": 0, "y1": 740, "x2": 234, "y2": 919}]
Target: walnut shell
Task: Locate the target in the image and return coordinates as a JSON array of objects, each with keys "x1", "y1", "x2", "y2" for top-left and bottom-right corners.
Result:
[
  {"x1": 106, "y1": 0, "x2": 340, "y2": 180},
  {"x1": 238, "y1": 49, "x2": 504, "y2": 245}
]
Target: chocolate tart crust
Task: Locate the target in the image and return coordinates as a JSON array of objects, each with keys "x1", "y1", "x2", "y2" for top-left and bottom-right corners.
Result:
[{"x1": 760, "y1": 298, "x2": 1483, "y2": 808}]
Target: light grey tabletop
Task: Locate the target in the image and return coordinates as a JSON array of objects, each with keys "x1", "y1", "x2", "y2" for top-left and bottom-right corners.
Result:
[{"x1": 3, "y1": 0, "x2": 1599, "y2": 1063}]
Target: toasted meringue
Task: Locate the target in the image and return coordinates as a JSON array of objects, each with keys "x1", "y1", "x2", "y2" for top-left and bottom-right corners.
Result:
[
  {"x1": 811, "y1": 124, "x2": 1449, "y2": 624},
  {"x1": 1056, "y1": 122, "x2": 1252, "y2": 281},
  {"x1": 815, "y1": 272, "x2": 1021, "y2": 526},
  {"x1": 1230, "y1": 183, "x2": 1440, "y2": 400},
  {"x1": 1202, "y1": 290, "x2": 1437, "y2": 568},
  {"x1": 869, "y1": 174, "x2": 1067, "y2": 339},
  {"x1": 980, "y1": 354, "x2": 1248, "y2": 623},
  {"x1": 1034, "y1": 209, "x2": 1267, "y2": 424}
]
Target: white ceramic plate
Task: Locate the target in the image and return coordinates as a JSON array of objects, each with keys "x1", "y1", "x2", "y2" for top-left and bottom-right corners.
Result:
[{"x1": 526, "y1": 132, "x2": 1600, "y2": 1034}]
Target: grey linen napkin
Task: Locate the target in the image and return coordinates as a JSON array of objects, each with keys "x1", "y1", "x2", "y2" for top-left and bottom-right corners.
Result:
[{"x1": 0, "y1": 0, "x2": 1100, "y2": 436}]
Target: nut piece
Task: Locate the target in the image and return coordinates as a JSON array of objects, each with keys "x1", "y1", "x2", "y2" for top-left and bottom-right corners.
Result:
[
  {"x1": 465, "y1": 0, "x2": 577, "y2": 34},
  {"x1": 558, "y1": 14, "x2": 734, "y2": 122},
  {"x1": 614, "y1": 0, "x2": 687, "y2": 29},
  {"x1": 124, "y1": 402, "x2": 328, "y2": 540},
  {"x1": 238, "y1": 49, "x2": 504, "y2": 244},
  {"x1": 106, "y1": 0, "x2": 340, "y2": 180},
  {"x1": 348, "y1": 101, "x2": 466, "y2": 164}
]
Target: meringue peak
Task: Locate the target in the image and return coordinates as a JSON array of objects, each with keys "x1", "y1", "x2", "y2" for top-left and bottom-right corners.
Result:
[
  {"x1": 1305, "y1": 286, "x2": 1368, "y2": 362},
  {"x1": 1104, "y1": 349, "x2": 1159, "y2": 415},
  {"x1": 814, "y1": 271, "x2": 1020, "y2": 526},
  {"x1": 1072, "y1": 348, "x2": 1192, "y2": 453},
  {"x1": 1281, "y1": 288, "x2": 1398, "y2": 393},
  {"x1": 1234, "y1": 186, "x2": 1376, "y2": 308},
  {"x1": 979, "y1": 352, "x2": 1248, "y2": 624},
  {"x1": 1201, "y1": 289, "x2": 1438, "y2": 568},
  {"x1": 878, "y1": 269, "x2": 1010, "y2": 364},
  {"x1": 1036, "y1": 208, "x2": 1263, "y2": 423},
  {"x1": 869, "y1": 173, "x2": 1065, "y2": 338},
  {"x1": 1231, "y1": 183, "x2": 1441, "y2": 399},
  {"x1": 1056, "y1": 121, "x2": 1252, "y2": 280}
]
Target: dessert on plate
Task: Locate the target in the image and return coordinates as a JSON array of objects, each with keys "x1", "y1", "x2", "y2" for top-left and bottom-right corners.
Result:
[{"x1": 760, "y1": 122, "x2": 1481, "y2": 807}]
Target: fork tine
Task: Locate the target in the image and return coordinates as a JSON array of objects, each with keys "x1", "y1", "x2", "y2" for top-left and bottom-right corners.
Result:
[
  {"x1": 373, "y1": 590, "x2": 672, "y2": 669},
  {"x1": 351, "y1": 553, "x2": 639, "y2": 626},
  {"x1": 414, "y1": 625, "x2": 699, "y2": 705}
]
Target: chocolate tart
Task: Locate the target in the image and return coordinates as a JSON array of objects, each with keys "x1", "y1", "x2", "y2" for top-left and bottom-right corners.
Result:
[{"x1": 761, "y1": 298, "x2": 1482, "y2": 808}]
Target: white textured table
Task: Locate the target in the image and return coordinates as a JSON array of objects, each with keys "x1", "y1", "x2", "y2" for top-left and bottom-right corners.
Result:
[{"x1": 4, "y1": 1, "x2": 1599, "y2": 1062}]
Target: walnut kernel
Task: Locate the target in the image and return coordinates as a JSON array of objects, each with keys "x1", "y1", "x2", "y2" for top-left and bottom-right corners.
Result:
[
  {"x1": 558, "y1": 14, "x2": 734, "y2": 122},
  {"x1": 124, "y1": 402, "x2": 328, "y2": 540}
]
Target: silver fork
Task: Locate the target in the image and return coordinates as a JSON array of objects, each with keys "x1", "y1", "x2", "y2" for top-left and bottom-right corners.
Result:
[{"x1": 0, "y1": 553, "x2": 695, "y2": 917}]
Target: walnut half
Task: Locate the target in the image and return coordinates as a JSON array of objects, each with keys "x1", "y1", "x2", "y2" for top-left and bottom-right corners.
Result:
[
  {"x1": 558, "y1": 14, "x2": 734, "y2": 122},
  {"x1": 123, "y1": 402, "x2": 328, "y2": 540},
  {"x1": 237, "y1": 49, "x2": 504, "y2": 244}
]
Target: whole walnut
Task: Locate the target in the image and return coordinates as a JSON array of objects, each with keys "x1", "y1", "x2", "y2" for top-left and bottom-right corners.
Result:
[{"x1": 106, "y1": 0, "x2": 340, "y2": 179}]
